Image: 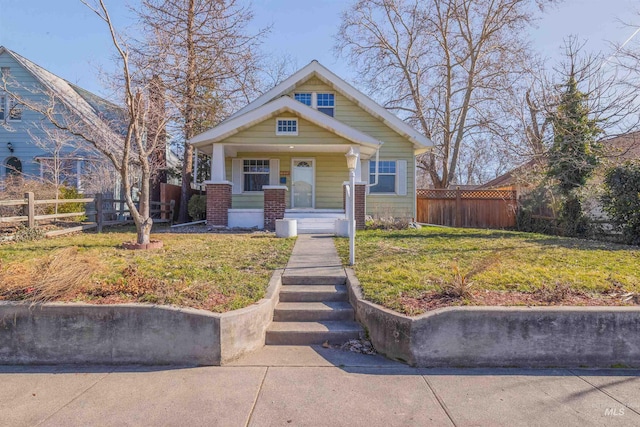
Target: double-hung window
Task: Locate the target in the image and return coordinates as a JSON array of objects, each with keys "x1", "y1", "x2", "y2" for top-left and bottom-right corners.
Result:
[
  {"x1": 243, "y1": 159, "x2": 270, "y2": 192},
  {"x1": 294, "y1": 93, "x2": 312, "y2": 106},
  {"x1": 316, "y1": 93, "x2": 335, "y2": 117},
  {"x1": 369, "y1": 161, "x2": 397, "y2": 193},
  {"x1": 0, "y1": 94, "x2": 5, "y2": 121},
  {"x1": 293, "y1": 92, "x2": 335, "y2": 117}
]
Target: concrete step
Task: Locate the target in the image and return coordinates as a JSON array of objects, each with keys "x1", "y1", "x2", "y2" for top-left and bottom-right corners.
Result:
[
  {"x1": 297, "y1": 228, "x2": 335, "y2": 235},
  {"x1": 282, "y1": 275, "x2": 346, "y2": 286},
  {"x1": 278, "y1": 285, "x2": 348, "y2": 302},
  {"x1": 273, "y1": 301, "x2": 355, "y2": 322},
  {"x1": 266, "y1": 321, "x2": 363, "y2": 345}
]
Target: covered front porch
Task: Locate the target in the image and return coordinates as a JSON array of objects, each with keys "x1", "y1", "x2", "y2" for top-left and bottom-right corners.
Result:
[{"x1": 201, "y1": 143, "x2": 369, "y2": 232}]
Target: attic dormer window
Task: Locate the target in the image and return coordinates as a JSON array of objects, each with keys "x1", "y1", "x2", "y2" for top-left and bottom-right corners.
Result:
[{"x1": 294, "y1": 93, "x2": 311, "y2": 106}]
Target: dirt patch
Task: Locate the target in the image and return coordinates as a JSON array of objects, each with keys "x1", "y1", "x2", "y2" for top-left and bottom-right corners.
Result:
[{"x1": 399, "y1": 288, "x2": 636, "y2": 316}]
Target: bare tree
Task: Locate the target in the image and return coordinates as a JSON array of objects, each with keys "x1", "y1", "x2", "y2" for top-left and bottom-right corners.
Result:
[
  {"x1": 3, "y1": 0, "x2": 168, "y2": 245},
  {"x1": 135, "y1": 0, "x2": 268, "y2": 222},
  {"x1": 336, "y1": 0, "x2": 555, "y2": 188}
]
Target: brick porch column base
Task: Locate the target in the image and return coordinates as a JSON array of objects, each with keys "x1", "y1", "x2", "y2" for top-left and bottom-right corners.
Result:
[
  {"x1": 205, "y1": 181, "x2": 232, "y2": 227},
  {"x1": 263, "y1": 186, "x2": 287, "y2": 231},
  {"x1": 355, "y1": 183, "x2": 366, "y2": 230}
]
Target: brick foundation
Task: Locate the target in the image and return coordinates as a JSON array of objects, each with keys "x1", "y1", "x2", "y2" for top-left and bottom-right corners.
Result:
[
  {"x1": 263, "y1": 187, "x2": 286, "y2": 231},
  {"x1": 343, "y1": 183, "x2": 366, "y2": 231},
  {"x1": 206, "y1": 183, "x2": 232, "y2": 226}
]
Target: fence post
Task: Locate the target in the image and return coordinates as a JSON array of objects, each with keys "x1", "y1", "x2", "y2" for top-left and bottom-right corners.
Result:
[
  {"x1": 25, "y1": 192, "x2": 35, "y2": 229},
  {"x1": 455, "y1": 186, "x2": 462, "y2": 227},
  {"x1": 169, "y1": 200, "x2": 175, "y2": 226},
  {"x1": 95, "y1": 193, "x2": 103, "y2": 233}
]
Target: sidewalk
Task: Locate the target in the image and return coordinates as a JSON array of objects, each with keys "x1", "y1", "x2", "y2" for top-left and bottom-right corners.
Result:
[{"x1": 2, "y1": 348, "x2": 640, "y2": 426}]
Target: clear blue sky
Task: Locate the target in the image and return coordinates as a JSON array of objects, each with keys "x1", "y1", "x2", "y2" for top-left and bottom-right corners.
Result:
[{"x1": 0, "y1": 0, "x2": 638, "y2": 100}]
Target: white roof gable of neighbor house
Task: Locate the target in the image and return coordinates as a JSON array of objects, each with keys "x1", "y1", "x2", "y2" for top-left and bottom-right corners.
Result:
[
  {"x1": 208, "y1": 60, "x2": 433, "y2": 153},
  {"x1": 190, "y1": 95, "x2": 383, "y2": 150}
]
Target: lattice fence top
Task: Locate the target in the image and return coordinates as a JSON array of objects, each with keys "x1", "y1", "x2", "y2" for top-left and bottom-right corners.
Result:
[{"x1": 417, "y1": 188, "x2": 516, "y2": 199}]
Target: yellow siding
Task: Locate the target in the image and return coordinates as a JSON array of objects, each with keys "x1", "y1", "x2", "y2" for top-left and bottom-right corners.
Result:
[
  {"x1": 291, "y1": 77, "x2": 415, "y2": 218},
  {"x1": 217, "y1": 75, "x2": 417, "y2": 219},
  {"x1": 226, "y1": 152, "x2": 349, "y2": 209}
]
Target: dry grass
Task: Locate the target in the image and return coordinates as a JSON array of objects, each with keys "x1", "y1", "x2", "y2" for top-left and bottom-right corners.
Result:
[
  {"x1": 335, "y1": 227, "x2": 640, "y2": 315},
  {"x1": 0, "y1": 229, "x2": 295, "y2": 312},
  {"x1": 0, "y1": 247, "x2": 100, "y2": 303}
]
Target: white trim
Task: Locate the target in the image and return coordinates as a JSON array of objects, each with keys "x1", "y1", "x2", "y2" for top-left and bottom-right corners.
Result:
[
  {"x1": 275, "y1": 117, "x2": 298, "y2": 135},
  {"x1": 221, "y1": 60, "x2": 432, "y2": 152},
  {"x1": 291, "y1": 158, "x2": 315, "y2": 209},
  {"x1": 263, "y1": 185, "x2": 288, "y2": 190},
  {"x1": 368, "y1": 159, "x2": 401, "y2": 196},
  {"x1": 239, "y1": 158, "x2": 271, "y2": 194},
  {"x1": 202, "y1": 180, "x2": 233, "y2": 185},
  {"x1": 190, "y1": 96, "x2": 382, "y2": 150}
]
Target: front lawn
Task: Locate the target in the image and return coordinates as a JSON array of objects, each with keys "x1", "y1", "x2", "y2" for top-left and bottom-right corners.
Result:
[
  {"x1": 335, "y1": 227, "x2": 640, "y2": 315},
  {"x1": 0, "y1": 229, "x2": 295, "y2": 312}
]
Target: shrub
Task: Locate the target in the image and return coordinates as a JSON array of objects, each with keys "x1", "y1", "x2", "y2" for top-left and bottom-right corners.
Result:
[
  {"x1": 364, "y1": 216, "x2": 409, "y2": 230},
  {"x1": 56, "y1": 187, "x2": 86, "y2": 214},
  {"x1": 601, "y1": 163, "x2": 640, "y2": 245},
  {"x1": 188, "y1": 194, "x2": 207, "y2": 221},
  {"x1": 13, "y1": 225, "x2": 45, "y2": 243}
]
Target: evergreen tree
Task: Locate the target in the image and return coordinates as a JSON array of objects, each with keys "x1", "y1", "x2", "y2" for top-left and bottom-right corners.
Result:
[{"x1": 548, "y1": 75, "x2": 601, "y2": 236}]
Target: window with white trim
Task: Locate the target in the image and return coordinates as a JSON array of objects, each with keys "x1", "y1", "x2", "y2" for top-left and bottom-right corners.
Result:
[
  {"x1": 0, "y1": 92, "x2": 22, "y2": 121},
  {"x1": 276, "y1": 118, "x2": 298, "y2": 135},
  {"x1": 293, "y1": 92, "x2": 335, "y2": 117},
  {"x1": 294, "y1": 93, "x2": 311, "y2": 106},
  {"x1": 243, "y1": 159, "x2": 270, "y2": 192},
  {"x1": 369, "y1": 161, "x2": 396, "y2": 193},
  {"x1": 316, "y1": 93, "x2": 335, "y2": 117}
]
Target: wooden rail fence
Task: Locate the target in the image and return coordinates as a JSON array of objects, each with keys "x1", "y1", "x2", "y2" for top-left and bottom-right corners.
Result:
[
  {"x1": 417, "y1": 188, "x2": 518, "y2": 229},
  {"x1": 1, "y1": 192, "x2": 175, "y2": 239}
]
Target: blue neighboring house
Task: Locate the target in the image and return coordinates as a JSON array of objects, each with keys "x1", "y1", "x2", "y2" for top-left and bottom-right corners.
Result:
[{"x1": 0, "y1": 46, "x2": 123, "y2": 193}]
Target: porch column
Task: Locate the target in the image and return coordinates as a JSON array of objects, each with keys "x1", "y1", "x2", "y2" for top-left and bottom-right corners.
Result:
[
  {"x1": 210, "y1": 143, "x2": 226, "y2": 182},
  {"x1": 205, "y1": 180, "x2": 232, "y2": 226},
  {"x1": 263, "y1": 185, "x2": 287, "y2": 231}
]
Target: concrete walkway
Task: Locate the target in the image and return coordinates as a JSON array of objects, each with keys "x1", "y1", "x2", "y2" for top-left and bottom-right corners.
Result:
[
  {"x1": 282, "y1": 234, "x2": 345, "y2": 284},
  {"x1": 2, "y1": 347, "x2": 640, "y2": 426}
]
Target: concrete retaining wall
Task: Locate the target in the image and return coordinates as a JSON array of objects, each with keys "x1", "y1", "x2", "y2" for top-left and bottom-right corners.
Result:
[
  {"x1": 346, "y1": 269, "x2": 640, "y2": 367},
  {"x1": 0, "y1": 269, "x2": 282, "y2": 366}
]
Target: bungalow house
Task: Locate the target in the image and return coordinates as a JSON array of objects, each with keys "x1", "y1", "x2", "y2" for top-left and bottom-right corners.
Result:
[{"x1": 189, "y1": 61, "x2": 432, "y2": 233}]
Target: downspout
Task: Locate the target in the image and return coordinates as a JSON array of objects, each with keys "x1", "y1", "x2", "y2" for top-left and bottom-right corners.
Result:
[{"x1": 368, "y1": 146, "x2": 381, "y2": 188}]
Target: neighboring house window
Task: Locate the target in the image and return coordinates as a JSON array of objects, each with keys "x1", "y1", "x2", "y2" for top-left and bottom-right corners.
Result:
[
  {"x1": 294, "y1": 93, "x2": 312, "y2": 106},
  {"x1": 276, "y1": 118, "x2": 298, "y2": 135},
  {"x1": 0, "y1": 93, "x2": 21, "y2": 121},
  {"x1": 8, "y1": 96, "x2": 22, "y2": 121},
  {"x1": 369, "y1": 161, "x2": 396, "y2": 193},
  {"x1": 316, "y1": 93, "x2": 335, "y2": 117},
  {"x1": 5, "y1": 156, "x2": 22, "y2": 177},
  {"x1": 243, "y1": 159, "x2": 270, "y2": 192},
  {"x1": 293, "y1": 92, "x2": 335, "y2": 116}
]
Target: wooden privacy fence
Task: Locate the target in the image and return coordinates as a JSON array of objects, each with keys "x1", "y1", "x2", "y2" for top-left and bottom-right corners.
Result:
[
  {"x1": 1, "y1": 192, "x2": 175, "y2": 238},
  {"x1": 416, "y1": 188, "x2": 518, "y2": 229}
]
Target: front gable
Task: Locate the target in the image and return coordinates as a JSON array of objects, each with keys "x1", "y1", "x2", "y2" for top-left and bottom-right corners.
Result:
[{"x1": 223, "y1": 61, "x2": 432, "y2": 154}]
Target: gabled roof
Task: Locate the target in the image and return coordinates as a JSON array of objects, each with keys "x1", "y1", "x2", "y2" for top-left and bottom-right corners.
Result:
[
  {"x1": 0, "y1": 46, "x2": 121, "y2": 132},
  {"x1": 220, "y1": 60, "x2": 432, "y2": 153},
  {"x1": 190, "y1": 95, "x2": 383, "y2": 151}
]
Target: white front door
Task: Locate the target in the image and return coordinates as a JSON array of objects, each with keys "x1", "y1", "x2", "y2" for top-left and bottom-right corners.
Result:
[{"x1": 291, "y1": 158, "x2": 315, "y2": 208}]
